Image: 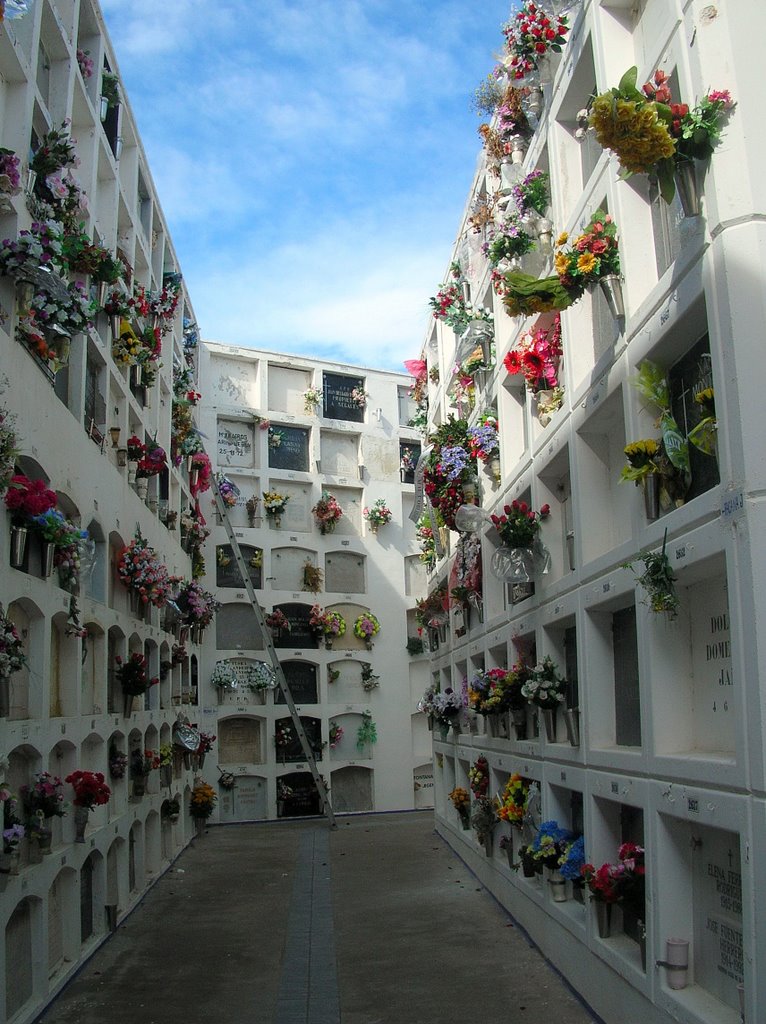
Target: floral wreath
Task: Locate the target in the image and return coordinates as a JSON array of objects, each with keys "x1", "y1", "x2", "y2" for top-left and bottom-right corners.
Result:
[{"x1": 353, "y1": 612, "x2": 380, "y2": 640}]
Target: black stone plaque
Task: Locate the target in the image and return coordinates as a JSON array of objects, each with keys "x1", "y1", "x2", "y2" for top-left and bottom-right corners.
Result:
[
  {"x1": 669, "y1": 334, "x2": 719, "y2": 502},
  {"x1": 216, "y1": 545, "x2": 262, "y2": 589},
  {"x1": 399, "y1": 441, "x2": 421, "y2": 483},
  {"x1": 275, "y1": 718, "x2": 323, "y2": 763},
  {"x1": 273, "y1": 602, "x2": 319, "y2": 649},
  {"x1": 268, "y1": 425, "x2": 310, "y2": 471},
  {"x1": 323, "y1": 372, "x2": 365, "y2": 423},
  {"x1": 277, "y1": 771, "x2": 322, "y2": 817},
  {"x1": 275, "y1": 661, "x2": 318, "y2": 704}
]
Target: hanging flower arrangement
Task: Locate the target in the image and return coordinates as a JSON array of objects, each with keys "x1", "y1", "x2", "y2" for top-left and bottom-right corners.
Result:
[
  {"x1": 353, "y1": 612, "x2": 380, "y2": 645},
  {"x1": 189, "y1": 780, "x2": 217, "y2": 819},
  {"x1": 467, "y1": 414, "x2": 499, "y2": 463},
  {"x1": 520, "y1": 656, "x2": 567, "y2": 709},
  {"x1": 117, "y1": 530, "x2": 177, "y2": 607},
  {"x1": 217, "y1": 474, "x2": 239, "y2": 508},
  {"x1": 360, "y1": 664, "x2": 380, "y2": 692},
  {"x1": 362, "y1": 499, "x2": 392, "y2": 530},
  {"x1": 176, "y1": 579, "x2": 220, "y2": 625},
  {"x1": 265, "y1": 608, "x2": 291, "y2": 634},
  {"x1": 309, "y1": 605, "x2": 346, "y2": 638},
  {"x1": 504, "y1": 315, "x2": 564, "y2": 423},
  {"x1": 312, "y1": 492, "x2": 343, "y2": 533},
  {"x1": 501, "y1": 2, "x2": 570, "y2": 82},
  {"x1": 302, "y1": 562, "x2": 324, "y2": 593},
  {"x1": 497, "y1": 773, "x2": 529, "y2": 827},
  {"x1": 303, "y1": 386, "x2": 322, "y2": 414},
  {"x1": 65, "y1": 770, "x2": 110, "y2": 809},
  {"x1": 115, "y1": 652, "x2": 159, "y2": 696},
  {"x1": 356, "y1": 711, "x2": 377, "y2": 751},
  {"x1": 263, "y1": 490, "x2": 289, "y2": 517},
  {"x1": 20, "y1": 772, "x2": 65, "y2": 819},
  {"x1": 468, "y1": 755, "x2": 490, "y2": 798},
  {"x1": 350, "y1": 387, "x2": 369, "y2": 409},
  {"x1": 211, "y1": 661, "x2": 238, "y2": 692},
  {"x1": 329, "y1": 722, "x2": 344, "y2": 748},
  {"x1": 491, "y1": 500, "x2": 550, "y2": 549}
]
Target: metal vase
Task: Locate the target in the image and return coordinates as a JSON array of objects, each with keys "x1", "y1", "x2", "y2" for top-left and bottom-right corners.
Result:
[
  {"x1": 511, "y1": 709, "x2": 528, "y2": 740},
  {"x1": 643, "y1": 474, "x2": 660, "y2": 521},
  {"x1": 41, "y1": 541, "x2": 55, "y2": 578},
  {"x1": 10, "y1": 525, "x2": 28, "y2": 567},
  {"x1": 595, "y1": 900, "x2": 612, "y2": 939},
  {"x1": 542, "y1": 708, "x2": 557, "y2": 743},
  {"x1": 675, "y1": 160, "x2": 701, "y2": 217},
  {"x1": 74, "y1": 806, "x2": 89, "y2": 844},
  {"x1": 599, "y1": 274, "x2": 625, "y2": 321},
  {"x1": 548, "y1": 869, "x2": 568, "y2": 902},
  {"x1": 563, "y1": 708, "x2": 581, "y2": 747},
  {"x1": 0, "y1": 674, "x2": 9, "y2": 717},
  {"x1": 110, "y1": 314, "x2": 121, "y2": 339},
  {"x1": 123, "y1": 693, "x2": 135, "y2": 717}
]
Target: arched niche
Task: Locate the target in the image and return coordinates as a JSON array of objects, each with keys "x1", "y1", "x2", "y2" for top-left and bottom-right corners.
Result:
[
  {"x1": 218, "y1": 773, "x2": 267, "y2": 822},
  {"x1": 107, "y1": 529, "x2": 127, "y2": 612},
  {"x1": 413, "y1": 761, "x2": 435, "y2": 810},
  {"x1": 144, "y1": 638, "x2": 159, "y2": 712},
  {"x1": 107, "y1": 729, "x2": 128, "y2": 813},
  {"x1": 83, "y1": 518, "x2": 107, "y2": 604},
  {"x1": 80, "y1": 849, "x2": 105, "y2": 944},
  {"x1": 274, "y1": 715, "x2": 322, "y2": 763},
  {"x1": 328, "y1": 712, "x2": 371, "y2": 761},
  {"x1": 215, "y1": 601, "x2": 264, "y2": 652},
  {"x1": 128, "y1": 820, "x2": 143, "y2": 893},
  {"x1": 106, "y1": 625, "x2": 126, "y2": 715},
  {"x1": 6, "y1": 598, "x2": 43, "y2": 721},
  {"x1": 274, "y1": 660, "x2": 317, "y2": 705},
  {"x1": 158, "y1": 639, "x2": 172, "y2": 710},
  {"x1": 324, "y1": 550, "x2": 366, "y2": 594},
  {"x1": 276, "y1": 771, "x2": 321, "y2": 818},
  {"x1": 271, "y1": 546, "x2": 315, "y2": 592},
  {"x1": 49, "y1": 611, "x2": 79, "y2": 717},
  {"x1": 81, "y1": 621, "x2": 105, "y2": 716},
  {"x1": 47, "y1": 867, "x2": 78, "y2": 982},
  {"x1": 5, "y1": 896, "x2": 42, "y2": 1019},
  {"x1": 106, "y1": 837, "x2": 126, "y2": 919},
  {"x1": 50, "y1": 740, "x2": 77, "y2": 847},
  {"x1": 326, "y1": 659, "x2": 369, "y2": 703},
  {"x1": 218, "y1": 715, "x2": 264, "y2": 766},
  {"x1": 271, "y1": 602, "x2": 317, "y2": 649},
  {"x1": 145, "y1": 810, "x2": 161, "y2": 878},
  {"x1": 326, "y1": 603, "x2": 372, "y2": 652},
  {"x1": 330, "y1": 765, "x2": 374, "y2": 813},
  {"x1": 215, "y1": 543, "x2": 262, "y2": 590}
]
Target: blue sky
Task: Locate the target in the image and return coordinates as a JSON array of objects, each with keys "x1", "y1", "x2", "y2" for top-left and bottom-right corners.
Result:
[{"x1": 100, "y1": 0, "x2": 512, "y2": 371}]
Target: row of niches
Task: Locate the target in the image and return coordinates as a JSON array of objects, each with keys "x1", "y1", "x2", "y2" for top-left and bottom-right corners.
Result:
[
  {"x1": 423, "y1": 324, "x2": 721, "y2": 588},
  {"x1": 214, "y1": 713, "x2": 376, "y2": 766},
  {"x1": 213, "y1": 657, "x2": 381, "y2": 706},
  {"x1": 3, "y1": 722, "x2": 199, "y2": 862},
  {"x1": 217, "y1": 766, "x2": 375, "y2": 820},
  {"x1": 215, "y1": 543, "x2": 369, "y2": 596},
  {"x1": 431, "y1": 545, "x2": 734, "y2": 764},
  {"x1": 215, "y1": 600, "x2": 383, "y2": 655},
  {"x1": 216, "y1": 416, "x2": 403, "y2": 482},
  {"x1": 437, "y1": 751, "x2": 744, "y2": 1020},
  {"x1": 2, "y1": 599, "x2": 198, "y2": 722},
  {"x1": 3, "y1": 796, "x2": 196, "y2": 1021}
]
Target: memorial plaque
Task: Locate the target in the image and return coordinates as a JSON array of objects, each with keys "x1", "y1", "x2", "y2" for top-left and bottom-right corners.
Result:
[
  {"x1": 323, "y1": 372, "x2": 365, "y2": 423},
  {"x1": 275, "y1": 717, "x2": 322, "y2": 762},
  {"x1": 331, "y1": 765, "x2": 373, "y2": 812},
  {"x1": 693, "y1": 827, "x2": 743, "y2": 1008},
  {"x1": 325, "y1": 552, "x2": 365, "y2": 594},
  {"x1": 275, "y1": 661, "x2": 318, "y2": 704},
  {"x1": 268, "y1": 425, "x2": 310, "y2": 471},
  {"x1": 216, "y1": 545, "x2": 262, "y2": 590},
  {"x1": 217, "y1": 420, "x2": 255, "y2": 468},
  {"x1": 219, "y1": 775, "x2": 267, "y2": 822},
  {"x1": 399, "y1": 442, "x2": 421, "y2": 484},
  {"x1": 218, "y1": 717, "x2": 262, "y2": 765},
  {"x1": 320, "y1": 433, "x2": 359, "y2": 478},
  {"x1": 273, "y1": 602, "x2": 318, "y2": 649},
  {"x1": 690, "y1": 581, "x2": 734, "y2": 752},
  {"x1": 216, "y1": 604, "x2": 263, "y2": 651}
]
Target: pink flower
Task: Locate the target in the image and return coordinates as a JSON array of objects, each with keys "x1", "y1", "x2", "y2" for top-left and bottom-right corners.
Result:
[{"x1": 707, "y1": 89, "x2": 733, "y2": 109}]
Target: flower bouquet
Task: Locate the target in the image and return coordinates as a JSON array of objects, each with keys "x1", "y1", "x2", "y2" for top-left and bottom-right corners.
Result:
[
  {"x1": 0, "y1": 148, "x2": 21, "y2": 211},
  {"x1": 329, "y1": 722, "x2": 344, "y2": 748},
  {"x1": 356, "y1": 711, "x2": 377, "y2": 751},
  {"x1": 503, "y1": 315, "x2": 563, "y2": 424},
  {"x1": 360, "y1": 664, "x2": 380, "y2": 692},
  {"x1": 448, "y1": 786, "x2": 471, "y2": 829},
  {"x1": 467, "y1": 415, "x2": 499, "y2": 464},
  {"x1": 0, "y1": 604, "x2": 27, "y2": 682},
  {"x1": 468, "y1": 754, "x2": 490, "y2": 798},
  {"x1": 190, "y1": 780, "x2": 217, "y2": 820},
  {"x1": 211, "y1": 660, "x2": 238, "y2": 693},
  {"x1": 108, "y1": 748, "x2": 128, "y2": 779},
  {"x1": 350, "y1": 386, "x2": 369, "y2": 409},
  {"x1": 312, "y1": 491, "x2": 343, "y2": 534},
  {"x1": 521, "y1": 656, "x2": 567, "y2": 709},
  {"x1": 4, "y1": 473, "x2": 57, "y2": 526},
  {"x1": 483, "y1": 213, "x2": 535, "y2": 267},
  {"x1": 490, "y1": 500, "x2": 550, "y2": 548},
  {"x1": 353, "y1": 612, "x2": 380, "y2": 649},
  {"x1": 243, "y1": 661, "x2": 276, "y2": 693},
  {"x1": 502, "y1": 1, "x2": 570, "y2": 82},
  {"x1": 265, "y1": 608, "x2": 291, "y2": 636},
  {"x1": 302, "y1": 562, "x2": 324, "y2": 593},
  {"x1": 553, "y1": 211, "x2": 620, "y2": 296},
  {"x1": 263, "y1": 490, "x2": 289, "y2": 525},
  {"x1": 362, "y1": 498, "x2": 392, "y2": 532},
  {"x1": 217, "y1": 475, "x2": 239, "y2": 508},
  {"x1": 591, "y1": 66, "x2": 734, "y2": 208},
  {"x1": 303, "y1": 386, "x2": 322, "y2": 414},
  {"x1": 21, "y1": 772, "x2": 65, "y2": 818},
  {"x1": 497, "y1": 773, "x2": 529, "y2": 828},
  {"x1": 65, "y1": 770, "x2": 111, "y2": 809}
]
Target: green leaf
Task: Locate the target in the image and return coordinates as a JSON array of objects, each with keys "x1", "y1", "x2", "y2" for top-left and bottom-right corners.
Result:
[{"x1": 618, "y1": 66, "x2": 638, "y2": 94}]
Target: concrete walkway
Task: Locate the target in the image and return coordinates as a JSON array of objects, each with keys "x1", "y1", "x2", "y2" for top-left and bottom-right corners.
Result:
[{"x1": 35, "y1": 811, "x2": 601, "y2": 1024}]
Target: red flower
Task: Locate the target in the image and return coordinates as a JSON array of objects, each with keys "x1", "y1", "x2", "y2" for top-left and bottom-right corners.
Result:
[
  {"x1": 535, "y1": 42, "x2": 547, "y2": 53},
  {"x1": 540, "y1": 504, "x2": 551, "y2": 517},
  {"x1": 504, "y1": 350, "x2": 523, "y2": 375},
  {"x1": 590, "y1": 238, "x2": 608, "y2": 254}
]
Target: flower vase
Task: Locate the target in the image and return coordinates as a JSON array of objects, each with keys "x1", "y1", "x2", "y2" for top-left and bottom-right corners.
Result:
[
  {"x1": 0, "y1": 850, "x2": 20, "y2": 875},
  {"x1": 521, "y1": 851, "x2": 536, "y2": 878},
  {"x1": 100, "y1": 95, "x2": 109, "y2": 121},
  {"x1": 135, "y1": 477, "x2": 149, "y2": 501},
  {"x1": 110, "y1": 314, "x2": 121, "y2": 339},
  {"x1": 160, "y1": 765, "x2": 172, "y2": 788},
  {"x1": 458, "y1": 809, "x2": 470, "y2": 831},
  {"x1": 426, "y1": 714, "x2": 434, "y2": 732},
  {"x1": 548, "y1": 868, "x2": 568, "y2": 902},
  {"x1": 74, "y1": 805, "x2": 89, "y2": 844},
  {"x1": 41, "y1": 541, "x2": 55, "y2": 578},
  {"x1": 369, "y1": 522, "x2": 378, "y2": 535},
  {"x1": 0, "y1": 674, "x2": 9, "y2": 718},
  {"x1": 541, "y1": 708, "x2": 557, "y2": 743},
  {"x1": 594, "y1": 900, "x2": 612, "y2": 939},
  {"x1": 194, "y1": 817, "x2": 206, "y2": 837},
  {"x1": 599, "y1": 274, "x2": 625, "y2": 322},
  {"x1": 10, "y1": 525, "x2": 28, "y2": 568},
  {"x1": 674, "y1": 160, "x2": 701, "y2": 217},
  {"x1": 483, "y1": 835, "x2": 493, "y2": 857},
  {"x1": 526, "y1": 87, "x2": 544, "y2": 118},
  {"x1": 365, "y1": 638, "x2": 374, "y2": 651},
  {"x1": 274, "y1": 514, "x2": 282, "y2": 529},
  {"x1": 643, "y1": 474, "x2": 660, "y2": 521},
  {"x1": 511, "y1": 709, "x2": 528, "y2": 740},
  {"x1": 198, "y1": 753, "x2": 206, "y2": 769},
  {"x1": 183, "y1": 752, "x2": 192, "y2": 770},
  {"x1": 563, "y1": 708, "x2": 581, "y2": 747},
  {"x1": 438, "y1": 722, "x2": 450, "y2": 741},
  {"x1": 325, "y1": 636, "x2": 333, "y2": 650},
  {"x1": 489, "y1": 456, "x2": 501, "y2": 483},
  {"x1": 639, "y1": 923, "x2": 647, "y2": 972},
  {"x1": 127, "y1": 460, "x2": 138, "y2": 485}
]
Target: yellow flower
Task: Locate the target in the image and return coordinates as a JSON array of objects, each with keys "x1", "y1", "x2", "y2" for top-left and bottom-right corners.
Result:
[
  {"x1": 555, "y1": 232, "x2": 569, "y2": 247},
  {"x1": 554, "y1": 251, "x2": 570, "y2": 276},
  {"x1": 577, "y1": 252, "x2": 598, "y2": 275}
]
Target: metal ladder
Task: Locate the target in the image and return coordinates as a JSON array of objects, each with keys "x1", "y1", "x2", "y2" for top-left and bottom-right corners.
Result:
[{"x1": 210, "y1": 475, "x2": 337, "y2": 829}]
